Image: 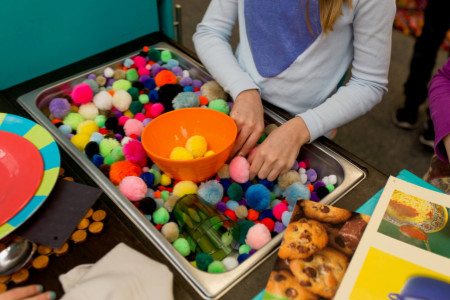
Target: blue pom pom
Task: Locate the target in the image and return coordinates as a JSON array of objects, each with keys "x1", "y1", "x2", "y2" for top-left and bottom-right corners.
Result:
[
  {"x1": 149, "y1": 90, "x2": 159, "y2": 102},
  {"x1": 237, "y1": 253, "x2": 250, "y2": 264},
  {"x1": 283, "y1": 182, "x2": 311, "y2": 207},
  {"x1": 59, "y1": 124, "x2": 72, "y2": 135},
  {"x1": 245, "y1": 184, "x2": 271, "y2": 211},
  {"x1": 144, "y1": 78, "x2": 156, "y2": 90},
  {"x1": 272, "y1": 184, "x2": 283, "y2": 197},
  {"x1": 259, "y1": 209, "x2": 274, "y2": 221},
  {"x1": 166, "y1": 59, "x2": 179, "y2": 69},
  {"x1": 90, "y1": 132, "x2": 104, "y2": 144},
  {"x1": 124, "y1": 58, "x2": 134, "y2": 68},
  {"x1": 240, "y1": 181, "x2": 253, "y2": 191},
  {"x1": 281, "y1": 211, "x2": 293, "y2": 227},
  {"x1": 258, "y1": 179, "x2": 274, "y2": 190},
  {"x1": 198, "y1": 180, "x2": 224, "y2": 206},
  {"x1": 219, "y1": 178, "x2": 232, "y2": 193},
  {"x1": 91, "y1": 154, "x2": 104, "y2": 167},
  {"x1": 140, "y1": 172, "x2": 155, "y2": 187},
  {"x1": 172, "y1": 92, "x2": 200, "y2": 110},
  {"x1": 226, "y1": 200, "x2": 239, "y2": 211},
  {"x1": 183, "y1": 86, "x2": 194, "y2": 92}
]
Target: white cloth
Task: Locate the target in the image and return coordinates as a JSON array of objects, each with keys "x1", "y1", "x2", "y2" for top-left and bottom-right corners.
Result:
[{"x1": 59, "y1": 243, "x2": 174, "y2": 300}]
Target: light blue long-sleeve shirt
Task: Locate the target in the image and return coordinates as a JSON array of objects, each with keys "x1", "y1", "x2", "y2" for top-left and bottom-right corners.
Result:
[{"x1": 193, "y1": 0, "x2": 396, "y2": 142}]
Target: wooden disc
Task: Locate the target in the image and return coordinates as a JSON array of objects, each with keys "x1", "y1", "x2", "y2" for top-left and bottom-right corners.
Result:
[
  {"x1": 11, "y1": 269, "x2": 29, "y2": 284},
  {"x1": 71, "y1": 230, "x2": 87, "y2": 244},
  {"x1": 53, "y1": 243, "x2": 69, "y2": 256},
  {"x1": 0, "y1": 275, "x2": 10, "y2": 283},
  {"x1": 63, "y1": 176, "x2": 74, "y2": 182},
  {"x1": 0, "y1": 283, "x2": 7, "y2": 293},
  {"x1": 88, "y1": 221, "x2": 104, "y2": 235},
  {"x1": 0, "y1": 243, "x2": 5, "y2": 252},
  {"x1": 84, "y1": 208, "x2": 94, "y2": 219},
  {"x1": 37, "y1": 245, "x2": 52, "y2": 255},
  {"x1": 92, "y1": 210, "x2": 107, "y2": 222},
  {"x1": 77, "y1": 218, "x2": 90, "y2": 230},
  {"x1": 32, "y1": 255, "x2": 50, "y2": 270}
]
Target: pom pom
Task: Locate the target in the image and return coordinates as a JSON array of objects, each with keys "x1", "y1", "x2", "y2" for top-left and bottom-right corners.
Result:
[
  {"x1": 172, "y1": 92, "x2": 200, "y2": 109},
  {"x1": 273, "y1": 203, "x2": 288, "y2": 221},
  {"x1": 94, "y1": 115, "x2": 107, "y2": 128},
  {"x1": 283, "y1": 182, "x2": 311, "y2": 207},
  {"x1": 173, "y1": 181, "x2": 198, "y2": 197},
  {"x1": 123, "y1": 118, "x2": 144, "y2": 137},
  {"x1": 170, "y1": 146, "x2": 193, "y2": 160},
  {"x1": 59, "y1": 124, "x2": 72, "y2": 135},
  {"x1": 158, "y1": 84, "x2": 184, "y2": 112},
  {"x1": 306, "y1": 168, "x2": 317, "y2": 182},
  {"x1": 112, "y1": 89, "x2": 132, "y2": 112},
  {"x1": 173, "y1": 238, "x2": 190, "y2": 256},
  {"x1": 277, "y1": 170, "x2": 301, "y2": 190},
  {"x1": 316, "y1": 186, "x2": 330, "y2": 199},
  {"x1": 112, "y1": 79, "x2": 132, "y2": 91},
  {"x1": 109, "y1": 160, "x2": 142, "y2": 185},
  {"x1": 221, "y1": 257, "x2": 238, "y2": 271},
  {"x1": 235, "y1": 205, "x2": 248, "y2": 219},
  {"x1": 164, "y1": 194, "x2": 180, "y2": 212},
  {"x1": 196, "y1": 253, "x2": 214, "y2": 271},
  {"x1": 123, "y1": 140, "x2": 147, "y2": 166},
  {"x1": 237, "y1": 253, "x2": 249, "y2": 264},
  {"x1": 71, "y1": 133, "x2": 90, "y2": 151},
  {"x1": 84, "y1": 141, "x2": 99, "y2": 158},
  {"x1": 258, "y1": 179, "x2": 274, "y2": 190},
  {"x1": 216, "y1": 201, "x2": 227, "y2": 213},
  {"x1": 200, "y1": 81, "x2": 227, "y2": 101},
  {"x1": 155, "y1": 70, "x2": 177, "y2": 87},
  {"x1": 119, "y1": 176, "x2": 147, "y2": 201},
  {"x1": 148, "y1": 169, "x2": 161, "y2": 186},
  {"x1": 63, "y1": 113, "x2": 85, "y2": 131},
  {"x1": 126, "y1": 69, "x2": 139, "y2": 82},
  {"x1": 99, "y1": 138, "x2": 121, "y2": 157},
  {"x1": 104, "y1": 67, "x2": 114, "y2": 78},
  {"x1": 161, "y1": 222, "x2": 179, "y2": 242},
  {"x1": 217, "y1": 164, "x2": 230, "y2": 179},
  {"x1": 245, "y1": 223, "x2": 271, "y2": 250},
  {"x1": 49, "y1": 98, "x2": 71, "y2": 119},
  {"x1": 71, "y1": 83, "x2": 93, "y2": 105},
  {"x1": 153, "y1": 207, "x2": 170, "y2": 225},
  {"x1": 77, "y1": 120, "x2": 99, "y2": 136},
  {"x1": 91, "y1": 154, "x2": 104, "y2": 167},
  {"x1": 198, "y1": 180, "x2": 224, "y2": 206},
  {"x1": 208, "y1": 99, "x2": 230, "y2": 114},
  {"x1": 139, "y1": 197, "x2": 157, "y2": 215},
  {"x1": 226, "y1": 200, "x2": 239, "y2": 211},
  {"x1": 247, "y1": 209, "x2": 260, "y2": 221},
  {"x1": 127, "y1": 87, "x2": 140, "y2": 101},
  {"x1": 229, "y1": 156, "x2": 250, "y2": 183},
  {"x1": 160, "y1": 50, "x2": 172, "y2": 62},
  {"x1": 147, "y1": 48, "x2": 161, "y2": 62},
  {"x1": 150, "y1": 102, "x2": 164, "y2": 118},
  {"x1": 281, "y1": 211, "x2": 293, "y2": 227},
  {"x1": 185, "y1": 135, "x2": 207, "y2": 158},
  {"x1": 237, "y1": 220, "x2": 255, "y2": 244},
  {"x1": 227, "y1": 183, "x2": 243, "y2": 200},
  {"x1": 245, "y1": 184, "x2": 271, "y2": 211},
  {"x1": 208, "y1": 261, "x2": 226, "y2": 273}
]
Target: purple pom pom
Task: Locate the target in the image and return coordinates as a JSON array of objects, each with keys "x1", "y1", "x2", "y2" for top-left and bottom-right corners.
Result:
[{"x1": 49, "y1": 98, "x2": 71, "y2": 119}]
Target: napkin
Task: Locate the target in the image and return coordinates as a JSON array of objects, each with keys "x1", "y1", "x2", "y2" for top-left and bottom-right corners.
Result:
[{"x1": 59, "y1": 243, "x2": 174, "y2": 300}]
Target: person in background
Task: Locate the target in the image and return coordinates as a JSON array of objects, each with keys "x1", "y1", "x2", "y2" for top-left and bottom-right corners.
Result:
[
  {"x1": 423, "y1": 57, "x2": 450, "y2": 194},
  {"x1": 392, "y1": 0, "x2": 450, "y2": 148},
  {"x1": 193, "y1": 0, "x2": 395, "y2": 181}
]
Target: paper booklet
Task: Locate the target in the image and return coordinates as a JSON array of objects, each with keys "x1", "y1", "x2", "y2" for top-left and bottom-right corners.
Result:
[{"x1": 261, "y1": 176, "x2": 450, "y2": 300}]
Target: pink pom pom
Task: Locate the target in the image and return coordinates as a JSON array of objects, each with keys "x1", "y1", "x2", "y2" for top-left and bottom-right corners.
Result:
[
  {"x1": 245, "y1": 223, "x2": 271, "y2": 250},
  {"x1": 138, "y1": 67, "x2": 150, "y2": 76},
  {"x1": 142, "y1": 166, "x2": 150, "y2": 172},
  {"x1": 229, "y1": 156, "x2": 250, "y2": 183},
  {"x1": 124, "y1": 118, "x2": 144, "y2": 137},
  {"x1": 134, "y1": 113, "x2": 146, "y2": 122},
  {"x1": 118, "y1": 116, "x2": 130, "y2": 126},
  {"x1": 71, "y1": 83, "x2": 93, "y2": 105},
  {"x1": 119, "y1": 176, "x2": 147, "y2": 201},
  {"x1": 273, "y1": 202, "x2": 288, "y2": 221},
  {"x1": 123, "y1": 140, "x2": 147, "y2": 166},
  {"x1": 150, "y1": 102, "x2": 164, "y2": 118},
  {"x1": 133, "y1": 56, "x2": 147, "y2": 68}
]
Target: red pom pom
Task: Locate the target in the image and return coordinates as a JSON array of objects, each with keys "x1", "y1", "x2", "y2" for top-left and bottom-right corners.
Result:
[
  {"x1": 224, "y1": 209, "x2": 237, "y2": 221},
  {"x1": 260, "y1": 218, "x2": 275, "y2": 232},
  {"x1": 155, "y1": 224, "x2": 162, "y2": 230},
  {"x1": 221, "y1": 196, "x2": 230, "y2": 203},
  {"x1": 99, "y1": 128, "x2": 109, "y2": 135},
  {"x1": 247, "y1": 209, "x2": 259, "y2": 221},
  {"x1": 193, "y1": 87, "x2": 200, "y2": 92}
]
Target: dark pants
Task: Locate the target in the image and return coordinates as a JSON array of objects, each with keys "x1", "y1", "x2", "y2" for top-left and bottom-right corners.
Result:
[{"x1": 403, "y1": 0, "x2": 450, "y2": 111}]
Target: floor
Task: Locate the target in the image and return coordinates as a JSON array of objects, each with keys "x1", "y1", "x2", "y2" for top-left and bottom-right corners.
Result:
[{"x1": 175, "y1": 0, "x2": 448, "y2": 179}]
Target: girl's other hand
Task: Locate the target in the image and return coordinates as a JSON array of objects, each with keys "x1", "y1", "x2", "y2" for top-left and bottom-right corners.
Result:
[
  {"x1": 248, "y1": 117, "x2": 310, "y2": 181},
  {"x1": 0, "y1": 285, "x2": 55, "y2": 300},
  {"x1": 229, "y1": 89, "x2": 265, "y2": 158}
]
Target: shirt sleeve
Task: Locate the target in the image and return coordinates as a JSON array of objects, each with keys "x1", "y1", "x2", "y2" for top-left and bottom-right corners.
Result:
[
  {"x1": 297, "y1": 0, "x2": 396, "y2": 142},
  {"x1": 192, "y1": 0, "x2": 259, "y2": 100},
  {"x1": 429, "y1": 58, "x2": 450, "y2": 163}
]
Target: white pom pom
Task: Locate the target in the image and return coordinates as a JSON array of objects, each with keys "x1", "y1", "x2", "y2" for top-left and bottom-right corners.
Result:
[
  {"x1": 112, "y1": 90, "x2": 132, "y2": 112},
  {"x1": 182, "y1": 70, "x2": 190, "y2": 78},
  {"x1": 93, "y1": 90, "x2": 113, "y2": 110},
  {"x1": 78, "y1": 103, "x2": 99, "y2": 120},
  {"x1": 221, "y1": 256, "x2": 239, "y2": 271},
  {"x1": 322, "y1": 176, "x2": 330, "y2": 185},
  {"x1": 104, "y1": 67, "x2": 114, "y2": 78},
  {"x1": 300, "y1": 173, "x2": 308, "y2": 184},
  {"x1": 298, "y1": 168, "x2": 306, "y2": 174},
  {"x1": 328, "y1": 174, "x2": 338, "y2": 185}
]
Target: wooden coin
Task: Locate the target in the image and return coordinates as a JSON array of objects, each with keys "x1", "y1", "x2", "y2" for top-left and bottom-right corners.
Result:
[
  {"x1": 92, "y1": 210, "x2": 107, "y2": 222},
  {"x1": 77, "y1": 218, "x2": 90, "y2": 230},
  {"x1": 84, "y1": 208, "x2": 94, "y2": 219},
  {"x1": 63, "y1": 176, "x2": 74, "y2": 182},
  {"x1": 88, "y1": 221, "x2": 104, "y2": 235},
  {"x1": 32, "y1": 255, "x2": 50, "y2": 270},
  {"x1": 53, "y1": 243, "x2": 69, "y2": 256},
  {"x1": 58, "y1": 167, "x2": 65, "y2": 176},
  {"x1": 37, "y1": 245, "x2": 52, "y2": 255},
  {"x1": 0, "y1": 283, "x2": 7, "y2": 293},
  {"x1": 11, "y1": 269, "x2": 29, "y2": 284},
  {"x1": 0, "y1": 275, "x2": 10, "y2": 283},
  {"x1": 0, "y1": 243, "x2": 5, "y2": 251},
  {"x1": 71, "y1": 230, "x2": 87, "y2": 244}
]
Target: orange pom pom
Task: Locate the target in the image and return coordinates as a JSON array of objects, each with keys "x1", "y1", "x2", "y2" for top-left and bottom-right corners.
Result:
[
  {"x1": 143, "y1": 46, "x2": 150, "y2": 52},
  {"x1": 154, "y1": 190, "x2": 162, "y2": 198},
  {"x1": 51, "y1": 118, "x2": 62, "y2": 124},
  {"x1": 307, "y1": 184, "x2": 314, "y2": 192},
  {"x1": 199, "y1": 96, "x2": 209, "y2": 106},
  {"x1": 247, "y1": 209, "x2": 259, "y2": 221},
  {"x1": 154, "y1": 70, "x2": 177, "y2": 87},
  {"x1": 109, "y1": 161, "x2": 142, "y2": 185},
  {"x1": 107, "y1": 90, "x2": 115, "y2": 96}
]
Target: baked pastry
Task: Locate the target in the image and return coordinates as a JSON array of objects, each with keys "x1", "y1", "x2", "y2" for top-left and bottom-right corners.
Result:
[
  {"x1": 266, "y1": 270, "x2": 318, "y2": 300},
  {"x1": 323, "y1": 223, "x2": 355, "y2": 257},
  {"x1": 279, "y1": 218, "x2": 328, "y2": 260},
  {"x1": 289, "y1": 247, "x2": 349, "y2": 298},
  {"x1": 300, "y1": 200, "x2": 352, "y2": 224}
]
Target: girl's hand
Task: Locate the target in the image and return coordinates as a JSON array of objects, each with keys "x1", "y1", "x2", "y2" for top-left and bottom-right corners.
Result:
[
  {"x1": 0, "y1": 285, "x2": 55, "y2": 300},
  {"x1": 443, "y1": 133, "x2": 450, "y2": 161},
  {"x1": 229, "y1": 89, "x2": 265, "y2": 158},
  {"x1": 248, "y1": 117, "x2": 310, "y2": 181}
]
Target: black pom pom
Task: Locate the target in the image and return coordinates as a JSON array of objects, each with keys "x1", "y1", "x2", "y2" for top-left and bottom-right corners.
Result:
[
  {"x1": 114, "y1": 125, "x2": 125, "y2": 137},
  {"x1": 316, "y1": 186, "x2": 330, "y2": 199},
  {"x1": 99, "y1": 164, "x2": 111, "y2": 177},
  {"x1": 105, "y1": 117, "x2": 119, "y2": 131},
  {"x1": 158, "y1": 84, "x2": 184, "y2": 112},
  {"x1": 139, "y1": 197, "x2": 157, "y2": 215},
  {"x1": 53, "y1": 122, "x2": 63, "y2": 128},
  {"x1": 132, "y1": 81, "x2": 144, "y2": 91},
  {"x1": 85, "y1": 141, "x2": 99, "y2": 159}
]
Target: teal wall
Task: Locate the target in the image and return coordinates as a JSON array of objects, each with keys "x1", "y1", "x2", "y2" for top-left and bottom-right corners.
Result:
[{"x1": 0, "y1": 0, "x2": 174, "y2": 90}]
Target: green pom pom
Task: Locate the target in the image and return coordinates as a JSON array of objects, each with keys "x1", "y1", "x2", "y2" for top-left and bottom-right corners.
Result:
[
  {"x1": 195, "y1": 253, "x2": 214, "y2": 271},
  {"x1": 161, "y1": 190, "x2": 170, "y2": 201},
  {"x1": 227, "y1": 183, "x2": 243, "y2": 200},
  {"x1": 239, "y1": 244, "x2": 251, "y2": 254},
  {"x1": 237, "y1": 220, "x2": 255, "y2": 245},
  {"x1": 161, "y1": 50, "x2": 172, "y2": 63},
  {"x1": 257, "y1": 132, "x2": 267, "y2": 144},
  {"x1": 208, "y1": 261, "x2": 226, "y2": 273},
  {"x1": 148, "y1": 169, "x2": 161, "y2": 186},
  {"x1": 270, "y1": 192, "x2": 276, "y2": 201},
  {"x1": 153, "y1": 207, "x2": 170, "y2": 225},
  {"x1": 129, "y1": 101, "x2": 143, "y2": 115},
  {"x1": 326, "y1": 184, "x2": 335, "y2": 192},
  {"x1": 208, "y1": 99, "x2": 230, "y2": 115},
  {"x1": 173, "y1": 238, "x2": 190, "y2": 256},
  {"x1": 99, "y1": 138, "x2": 121, "y2": 157},
  {"x1": 104, "y1": 154, "x2": 117, "y2": 165},
  {"x1": 94, "y1": 115, "x2": 106, "y2": 128},
  {"x1": 221, "y1": 231, "x2": 234, "y2": 246},
  {"x1": 112, "y1": 79, "x2": 132, "y2": 91},
  {"x1": 138, "y1": 94, "x2": 149, "y2": 104},
  {"x1": 111, "y1": 146, "x2": 125, "y2": 161},
  {"x1": 63, "y1": 113, "x2": 85, "y2": 130},
  {"x1": 127, "y1": 87, "x2": 140, "y2": 100},
  {"x1": 126, "y1": 69, "x2": 139, "y2": 82},
  {"x1": 147, "y1": 48, "x2": 161, "y2": 62}
]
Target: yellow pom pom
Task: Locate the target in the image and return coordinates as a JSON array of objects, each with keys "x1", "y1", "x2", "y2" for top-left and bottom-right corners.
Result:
[
  {"x1": 169, "y1": 146, "x2": 194, "y2": 160},
  {"x1": 123, "y1": 110, "x2": 134, "y2": 118},
  {"x1": 185, "y1": 135, "x2": 207, "y2": 158},
  {"x1": 71, "y1": 133, "x2": 91, "y2": 151},
  {"x1": 70, "y1": 105, "x2": 79, "y2": 113},
  {"x1": 190, "y1": 261, "x2": 197, "y2": 268},
  {"x1": 173, "y1": 181, "x2": 198, "y2": 197},
  {"x1": 77, "y1": 120, "x2": 99, "y2": 136},
  {"x1": 204, "y1": 150, "x2": 215, "y2": 157},
  {"x1": 160, "y1": 174, "x2": 172, "y2": 186}
]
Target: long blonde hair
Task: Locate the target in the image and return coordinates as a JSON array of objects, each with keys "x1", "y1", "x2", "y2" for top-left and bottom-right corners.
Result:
[{"x1": 305, "y1": 0, "x2": 353, "y2": 34}]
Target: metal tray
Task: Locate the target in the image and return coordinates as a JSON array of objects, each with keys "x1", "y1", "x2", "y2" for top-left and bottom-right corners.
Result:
[{"x1": 17, "y1": 41, "x2": 366, "y2": 299}]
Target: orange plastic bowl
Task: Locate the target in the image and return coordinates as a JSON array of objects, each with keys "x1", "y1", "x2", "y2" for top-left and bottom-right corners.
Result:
[{"x1": 141, "y1": 108, "x2": 237, "y2": 182}]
